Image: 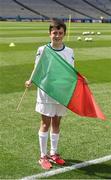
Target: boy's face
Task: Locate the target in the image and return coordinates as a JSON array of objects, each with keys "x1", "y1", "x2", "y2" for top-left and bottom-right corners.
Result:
[{"x1": 50, "y1": 27, "x2": 65, "y2": 46}]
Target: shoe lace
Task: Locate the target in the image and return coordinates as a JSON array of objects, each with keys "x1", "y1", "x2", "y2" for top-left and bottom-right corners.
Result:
[
  {"x1": 52, "y1": 154, "x2": 60, "y2": 160},
  {"x1": 41, "y1": 156, "x2": 48, "y2": 161}
]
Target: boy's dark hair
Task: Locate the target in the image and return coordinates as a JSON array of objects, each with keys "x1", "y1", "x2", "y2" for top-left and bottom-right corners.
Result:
[{"x1": 49, "y1": 18, "x2": 66, "y2": 34}]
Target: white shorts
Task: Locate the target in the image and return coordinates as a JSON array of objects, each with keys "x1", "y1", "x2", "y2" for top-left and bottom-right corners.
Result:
[{"x1": 35, "y1": 103, "x2": 67, "y2": 117}]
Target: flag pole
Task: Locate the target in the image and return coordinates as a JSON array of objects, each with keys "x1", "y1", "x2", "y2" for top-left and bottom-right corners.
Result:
[
  {"x1": 67, "y1": 14, "x2": 71, "y2": 41},
  {"x1": 16, "y1": 87, "x2": 28, "y2": 111},
  {"x1": 16, "y1": 63, "x2": 37, "y2": 111}
]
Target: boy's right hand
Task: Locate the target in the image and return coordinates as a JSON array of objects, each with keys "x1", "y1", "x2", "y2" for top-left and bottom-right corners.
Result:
[{"x1": 25, "y1": 80, "x2": 32, "y2": 88}]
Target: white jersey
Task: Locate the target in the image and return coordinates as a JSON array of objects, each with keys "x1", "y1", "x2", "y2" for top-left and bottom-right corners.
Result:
[{"x1": 35, "y1": 43, "x2": 75, "y2": 104}]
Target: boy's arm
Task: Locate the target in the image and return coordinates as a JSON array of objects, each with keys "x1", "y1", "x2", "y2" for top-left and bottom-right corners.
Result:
[
  {"x1": 25, "y1": 47, "x2": 43, "y2": 88},
  {"x1": 25, "y1": 64, "x2": 36, "y2": 88}
]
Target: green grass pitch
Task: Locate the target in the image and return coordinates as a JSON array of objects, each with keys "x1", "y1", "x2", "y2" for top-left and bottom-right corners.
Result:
[{"x1": 0, "y1": 21, "x2": 111, "y2": 179}]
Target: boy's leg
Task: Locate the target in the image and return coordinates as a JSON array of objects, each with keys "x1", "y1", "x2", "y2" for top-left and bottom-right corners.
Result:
[
  {"x1": 49, "y1": 116, "x2": 65, "y2": 165},
  {"x1": 39, "y1": 114, "x2": 51, "y2": 132},
  {"x1": 50, "y1": 116, "x2": 61, "y2": 155},
  {"x1": 39, "y1": 115, "x2": 51, "y2": 157},
  {"x1": 38, "y1": 115, "x2": 52, "y2": 169},
  {"x1": 38, "y1": 131, "x2": 48, "y2": 158}
]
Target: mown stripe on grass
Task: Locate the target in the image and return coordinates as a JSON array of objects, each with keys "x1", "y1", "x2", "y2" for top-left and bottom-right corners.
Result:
[
  {"x1": 0, "y1": 50, "x2": 36, "y2": 67},
  {"x1": 0, "y1": 59, "x2": 111, "y2": 94},
  {"x1": 65, "y1": 40, "x2": 111, "y2": 48},
  {"x1": 0, "y1": 36, "x2": 50, "y2": 43},
  {"x1": 0, "y1": 26, "x2": 48, "y2": 30},
  {"x1": 76, "y1": 59, "x2": 111, "y2": 83},
  {"x1": 75, "y1": 47, "x2": 111, "y2": 61},
  {"x1": 1, "y1": 41, "x2": 111, "y2": 53},
  {"x1": 0, "y1": 42, "x2": 44, "y2": 52},
  {"x1": 1, "y1": 30, "x2": 111, "y2": 38},
  {"x1": 0, "y1": 31, "x2": 48, "y2": 38},
  {"x1": 73, "y1": 35, "x2": 111, "y2": 41},
  {"x1": 0, "y1": 63, "x2": 34, "y2": 94},
  {"x1": 1, "y1": 49, "x2": 110, "y2": 67},
  {"x1": 1, "y1": 35, "x2": 111, "y2": 44}
]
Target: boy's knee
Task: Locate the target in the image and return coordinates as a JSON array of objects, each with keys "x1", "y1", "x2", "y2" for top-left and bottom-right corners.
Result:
[
  {"x1": 51, "y1": 125, "x2": 60, "y2": 133},
  {"x1": 43, "y1": 123, "x2": 49, "y2": 130},
  {"x1": 40, "y1": 122, "x2": 50, "y2": 132}
]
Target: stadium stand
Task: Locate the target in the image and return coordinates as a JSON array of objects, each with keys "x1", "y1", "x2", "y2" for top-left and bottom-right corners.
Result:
[
  {"x1": 82, "y1": 0, "x2": 111, "y2": 16},
  {"x1": 53, "y1": 0, "x2": 111, "y2": 19},
  {"x1": 0, "y1": 0, "x2": 111, "y2": 21},
  {"x1": 88, "y1": 0, "x2": 111, "y2": 15},
  {"x1": 12, "y1": 0, "x2": 80, "y2": 19},
  {"x1": 0, "y1": 0, "x2": 42, "y2": 20}
]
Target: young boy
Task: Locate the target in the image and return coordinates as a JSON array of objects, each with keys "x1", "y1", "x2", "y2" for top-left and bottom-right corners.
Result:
[{"x1": 25, "y1": 18, "x2": 74, "y2": 170}]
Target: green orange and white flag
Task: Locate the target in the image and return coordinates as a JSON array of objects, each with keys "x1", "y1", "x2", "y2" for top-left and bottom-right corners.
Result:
[{"x1": 31, "y1": 45, "x2": 106, "y2": 120}]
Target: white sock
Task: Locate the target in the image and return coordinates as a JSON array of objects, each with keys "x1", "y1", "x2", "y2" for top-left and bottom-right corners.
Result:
[
  {"x1": 50, "y1": 132, "x2": 59, "y2": 155},
  {"x1": 38, "y1": 131, "x2": 48, "y2": 158}
]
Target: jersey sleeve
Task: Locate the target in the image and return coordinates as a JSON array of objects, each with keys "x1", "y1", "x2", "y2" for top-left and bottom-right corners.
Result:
[
  {"x1": 70, "y1": 48, "x2": 75, "y2": 67},
  {"x1": 35, "y1": 46, "x2": 45, "y2": 65}
]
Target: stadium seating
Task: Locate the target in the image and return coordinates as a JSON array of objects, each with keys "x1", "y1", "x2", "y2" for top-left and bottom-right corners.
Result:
[
  {"x1": 85, "y1": 0, "x2": 111, "y2": 15},
  {"x1": 0, "y1": 0, "x2": 111, "y2": 20},
  {"x1": 53, "y1": 0, "x2": 111, "y2": 19},
  {"x1": 0, "y1": 0, "x2": 41, "y2": 19}
]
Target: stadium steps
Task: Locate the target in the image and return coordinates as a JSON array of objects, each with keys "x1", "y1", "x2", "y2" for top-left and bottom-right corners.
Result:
[
  {"x1": 12, "y1": 0, "x2": 86, "y2": 19},
  {"x1": 0, "y1": 0, "x2": 111, "y2": 19},
  {"x1": 52, "y1": 0, "x2": 111, "y2": 19},
  {"x1": 52, "y1": 0, "x2": 93, "y2": 18},
  {"x1": 12, "y1": 0, "x2": 49, "y2": 19},
  {"x1": 82, "y1": 0, "x2": 111, "y2": 17}
]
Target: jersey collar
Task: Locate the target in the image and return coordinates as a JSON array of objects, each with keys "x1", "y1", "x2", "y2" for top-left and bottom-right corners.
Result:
[{"x1": 47, "y1": 43, "x2": 65, "y2": 51}]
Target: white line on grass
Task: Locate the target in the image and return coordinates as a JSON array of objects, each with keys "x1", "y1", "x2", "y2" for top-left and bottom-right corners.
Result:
[{"x1": 21, "y1": 155, "x2": 111, "y2": 180}]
